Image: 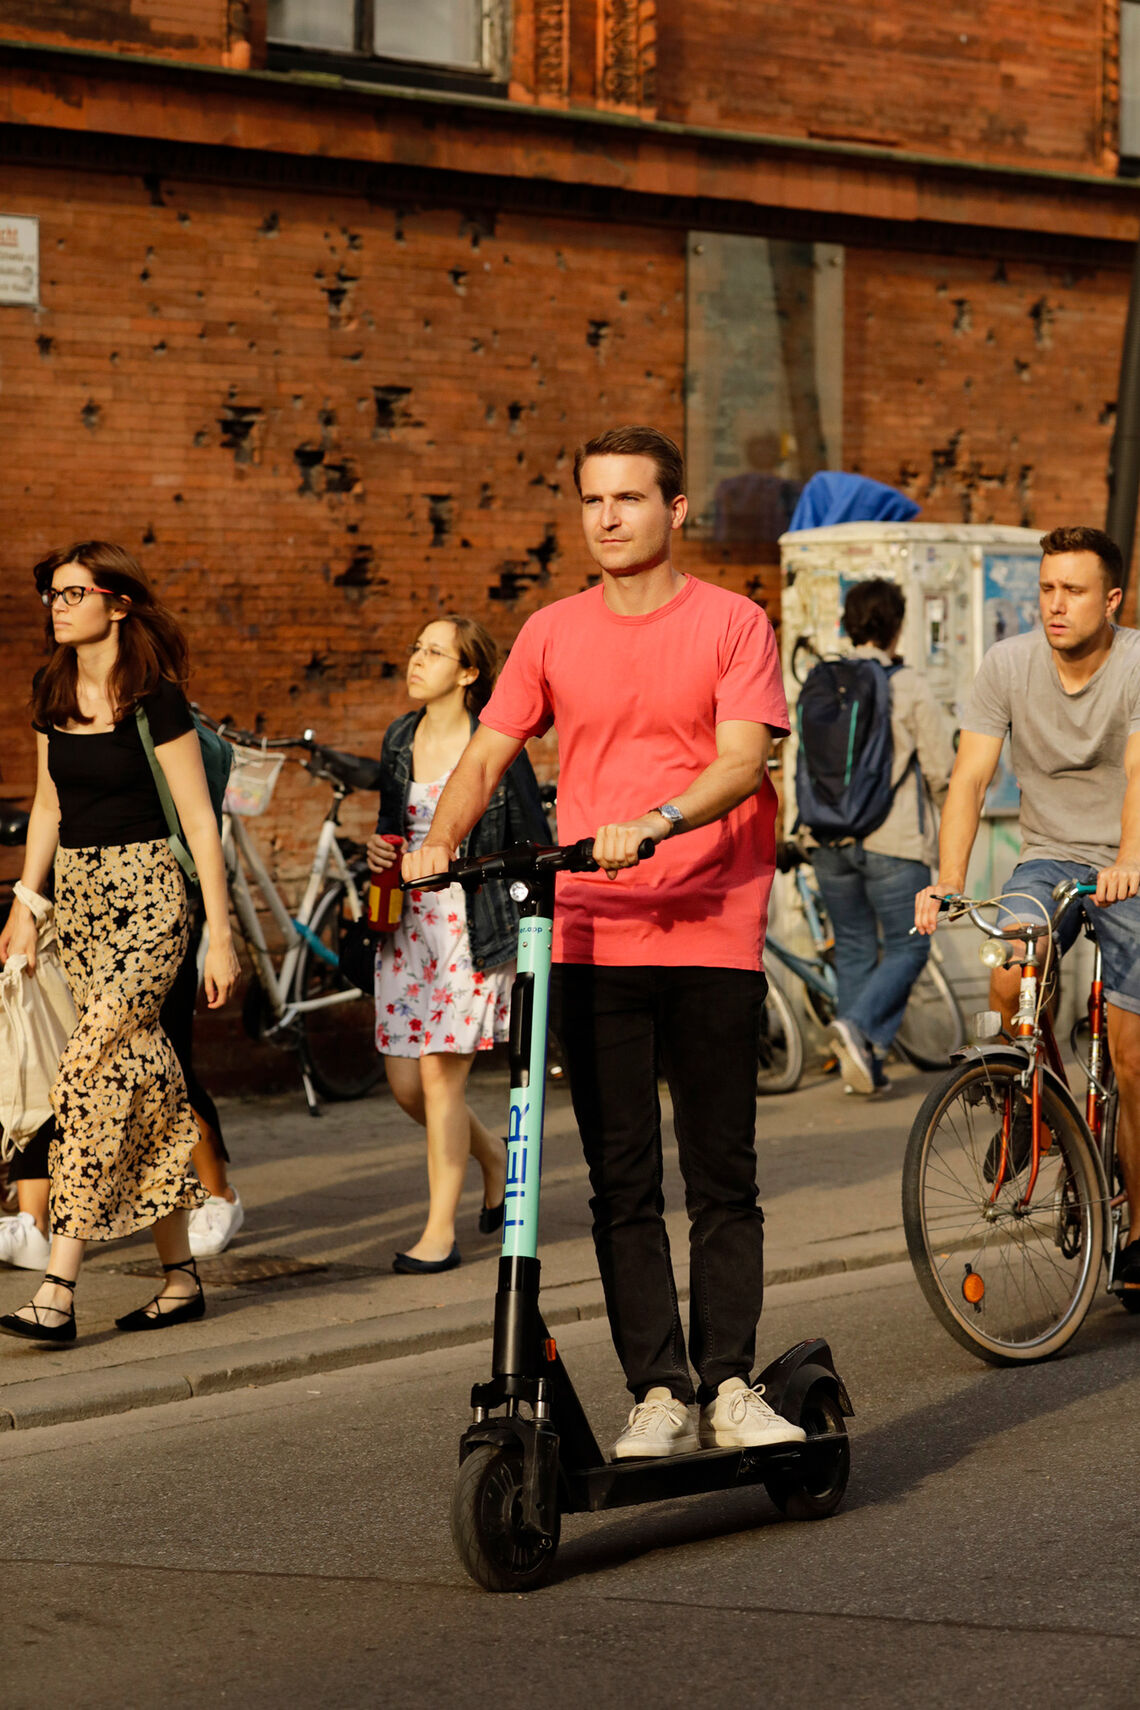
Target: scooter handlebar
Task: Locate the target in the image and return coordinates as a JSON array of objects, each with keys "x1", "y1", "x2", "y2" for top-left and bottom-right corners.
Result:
[{"x1": 401, "y1": 836, "x2": 656, "y2": 893}]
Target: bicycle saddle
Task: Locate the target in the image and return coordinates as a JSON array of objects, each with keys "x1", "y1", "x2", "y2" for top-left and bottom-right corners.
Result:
[
  {"x1": 307, "y1": 746, "x2": 382, "y2": 793},
  {"x1": 0, "y1": 807, "x2": 29, "y2": 845}
]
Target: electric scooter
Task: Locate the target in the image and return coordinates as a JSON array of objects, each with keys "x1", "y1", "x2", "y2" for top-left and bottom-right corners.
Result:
[{"x1": 409, "y1": 838, "x2": 853, "y2": 1593}]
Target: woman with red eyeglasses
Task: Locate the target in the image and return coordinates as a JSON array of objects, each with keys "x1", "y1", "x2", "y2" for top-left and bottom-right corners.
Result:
[{"x1": 0, "y1": 541, "x2": 239, "y2": 1345}]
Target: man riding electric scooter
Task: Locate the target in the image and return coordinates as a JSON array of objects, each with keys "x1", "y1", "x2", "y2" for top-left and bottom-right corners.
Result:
[{"x1": 403, "y1": 424, "x2": 804, "y2": 1459}]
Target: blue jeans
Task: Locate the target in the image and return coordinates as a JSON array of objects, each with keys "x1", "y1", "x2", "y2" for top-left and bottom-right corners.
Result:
[
  {"x1": 1004, "y1": 860, "x2": 1140, "y2": 1016},
  {"x1": 811, "y1": 846, "x2": 932, "y2": 1051}
]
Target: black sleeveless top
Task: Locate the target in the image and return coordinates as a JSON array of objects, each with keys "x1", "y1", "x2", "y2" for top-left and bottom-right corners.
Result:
[{"x1": 34, "y1": 678, "x2": 194, "y2": 850}]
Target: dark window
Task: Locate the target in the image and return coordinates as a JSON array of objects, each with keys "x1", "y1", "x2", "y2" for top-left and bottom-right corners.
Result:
[{"x1": 267, "y1": 0, "x2": 507, "y2": 88}]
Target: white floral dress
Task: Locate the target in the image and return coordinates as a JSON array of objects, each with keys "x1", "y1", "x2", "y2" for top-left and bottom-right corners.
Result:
[{"x1": 374, "y1": 774, "x2": 514, "y2": 1057}]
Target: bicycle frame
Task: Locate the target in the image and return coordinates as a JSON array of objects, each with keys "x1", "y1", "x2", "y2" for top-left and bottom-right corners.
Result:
[
  {"x1": 956, "y1": 887, "x2": 1120, "y2": 1284},
  {"x1": 221, "y1": 803, "x2": 363, "y2": 1037}
]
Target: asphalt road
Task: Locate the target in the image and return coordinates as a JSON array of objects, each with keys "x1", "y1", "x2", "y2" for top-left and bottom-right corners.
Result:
[{"x1": 7, "y1": 1258, "x2": 1140, "y2": 1709}]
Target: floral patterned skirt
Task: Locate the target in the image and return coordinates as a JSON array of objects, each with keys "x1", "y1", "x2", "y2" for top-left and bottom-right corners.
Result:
[
  {"x1": 50, "y1": 840, "x2": 205, "y2": 1241},
  {"x1": 374, "y1": 880, "x2": 513, "y2": 1058}
]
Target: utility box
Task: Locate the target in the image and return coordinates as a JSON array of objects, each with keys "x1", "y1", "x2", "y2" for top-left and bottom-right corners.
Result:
[{"x1": 774, "y1": 520, "x2": 1049, "y2": 1030}]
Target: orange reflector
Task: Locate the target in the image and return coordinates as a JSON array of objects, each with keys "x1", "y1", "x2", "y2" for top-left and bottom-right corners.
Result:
[
  {"x1": 962, "y1": 1271, "x2": 985, "y2": 1305},
  {"x1": 543, "y1": 1338, "x2": 557, "y2": 1362}
]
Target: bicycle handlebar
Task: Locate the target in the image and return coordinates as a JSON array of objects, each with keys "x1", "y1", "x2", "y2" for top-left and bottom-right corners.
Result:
[
  {"x1": 193, "y1": 707, "x2": 381, "y2": 793},
  {"x1": 935, "y1": 877, "x2": 1100, "y2": 941},
  {"x1": 403, "y1": 837, "x2": 656, "y2": 894}
]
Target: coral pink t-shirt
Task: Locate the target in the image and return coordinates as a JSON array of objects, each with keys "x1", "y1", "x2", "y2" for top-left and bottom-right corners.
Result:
[{"x1": 481, "y1": 575, "x2": 789, "y2": 970}]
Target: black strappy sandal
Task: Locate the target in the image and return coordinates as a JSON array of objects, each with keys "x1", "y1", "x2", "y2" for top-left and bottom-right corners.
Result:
[
  {"x1": 115, "y1": 1258, "x2": 206, "y2": 1333},
  {"x1": 0, "y1": 1273, "x2": 78, "y2": 1345}
]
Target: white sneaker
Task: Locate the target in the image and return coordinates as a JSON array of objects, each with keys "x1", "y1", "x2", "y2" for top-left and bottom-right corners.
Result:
[
  {"x1": 188, "y1": 1189, "x2": 244, "y2": 1257},
  {"x1": 613, "y1": 1386, "x2": 700, "y2": 1460},
  {"x1": 0, "y1": 1212, "x2": 51, "y2": 1271},
  {"x1": 699, "y1": 1378, "x2": 807, "y2": 1449},
  {"x1": 829, "y1": 1019, "x2": 875, "y2": 1096}
]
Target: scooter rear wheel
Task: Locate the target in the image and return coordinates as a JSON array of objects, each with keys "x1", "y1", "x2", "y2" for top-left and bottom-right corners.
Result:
[
  {"x1": 451, "y1": 1444, "x2": 560, "y2": 1593},
  {"x1": 762, "y1": 1384, "x2": 850, "y2": 1521}
]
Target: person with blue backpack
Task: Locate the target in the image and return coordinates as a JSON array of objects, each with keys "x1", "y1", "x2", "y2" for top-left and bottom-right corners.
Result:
[
  {"x1": 795, "y1": 578, "x2": 955, "y2": 1094},
  {"x1": 0, "y1": 542, "x2": 239, "y2": 1344}
]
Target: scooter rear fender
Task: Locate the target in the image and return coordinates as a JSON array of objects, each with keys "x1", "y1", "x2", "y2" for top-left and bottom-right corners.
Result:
[{"x1": 754, "y1": 1338, "x2": 854, "y2": 1421}]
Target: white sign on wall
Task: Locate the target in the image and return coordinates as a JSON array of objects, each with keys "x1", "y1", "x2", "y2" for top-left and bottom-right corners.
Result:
[{"x1": 0, "y1": 216, "x2": 39, "y2": 306}]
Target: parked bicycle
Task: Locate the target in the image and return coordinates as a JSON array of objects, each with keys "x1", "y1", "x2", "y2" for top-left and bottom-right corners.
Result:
[
  {"x1": 902, "y1": 878, "x2": 1128, "y2": 1364},
  {"x1": 198, "y1": 713, "x2": 383, "y2": 1116},
  {"x1": 757, "y1": 842, "x2": 965, "y2": 1094}
]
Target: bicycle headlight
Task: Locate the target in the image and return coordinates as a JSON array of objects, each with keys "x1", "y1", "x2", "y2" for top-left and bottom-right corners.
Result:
[{"x1": 979, "y1": 939, "x2": 1010, "y2": 970}]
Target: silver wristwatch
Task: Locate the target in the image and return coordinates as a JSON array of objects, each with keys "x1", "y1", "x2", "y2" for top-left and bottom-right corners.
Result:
[{"x1": 654, "y1": 803, "x2": 685, "y2": 836}]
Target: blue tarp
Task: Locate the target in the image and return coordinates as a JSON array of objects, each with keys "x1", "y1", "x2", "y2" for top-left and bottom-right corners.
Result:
[{"x1": 787, "y1": 471, "x2": 920, "y2": 532}]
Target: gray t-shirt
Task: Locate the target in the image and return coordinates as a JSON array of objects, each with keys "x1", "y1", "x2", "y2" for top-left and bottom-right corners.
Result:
[{"x1": 963, "y1": 625, "x2": 1140, "y2": 868}]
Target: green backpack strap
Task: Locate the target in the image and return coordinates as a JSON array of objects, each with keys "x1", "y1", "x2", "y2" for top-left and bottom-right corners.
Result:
[{"x1": 135, "y1": 705, "x2": 199, "y2": 885}]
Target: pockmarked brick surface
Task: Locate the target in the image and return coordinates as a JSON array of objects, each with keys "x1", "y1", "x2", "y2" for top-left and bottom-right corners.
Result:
[
  {"x1": 0, "y1": 164, "x2": 772, "y2": 877},
  {"x1": 653, "y1": 0, "x2": 1118, "y2": 172},
  {"x1": 844, "y1": 246, "x2": 1128, "y2": 550},
  {"x1": 0, "y1": 0, "x2": 237, "y2": 63}
]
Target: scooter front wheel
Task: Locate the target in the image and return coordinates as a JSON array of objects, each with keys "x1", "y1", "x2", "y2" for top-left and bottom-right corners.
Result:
[
  {"x1": 451, "y1": 1445, "x2": 560, "y2": 1593},
  {"x1": 762, "y1": 1383, "x2": 850, "y2": 1521}
]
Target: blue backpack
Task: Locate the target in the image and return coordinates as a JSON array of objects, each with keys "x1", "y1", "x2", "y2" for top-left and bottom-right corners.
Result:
[{"x1": 794, "y1": 657, "x2": 908, "y2": 843}]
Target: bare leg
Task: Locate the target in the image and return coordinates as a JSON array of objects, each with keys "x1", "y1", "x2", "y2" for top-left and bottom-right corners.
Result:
[
  {"x1": 384, "y1": 1055, "x2": 506, "y2": 1212},
  {"x1": 1106, "y1": 1004, "x2": 1140, "y2": 1240},
  {"x1": 402, "y1": 1051, "x2": 481, "y2": 1263},
  {"x1": 191, "y1": 1113, "x2": 235, "y2": 1203},
  {"x1": 16, "y1": 1177, "x2": 50, "y2": 1238},
  {"x1": 17, "y1": 1230, "x2": 85, "y2": 1326},
  {"x1": 150, "y1": 1208, "x2": 199, "y2": 1305}
]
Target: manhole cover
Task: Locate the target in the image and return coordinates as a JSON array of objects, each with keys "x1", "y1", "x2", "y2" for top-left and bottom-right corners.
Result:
[{"x1": 118, "y1": 1253, "x2": 329, "y2": 1287}]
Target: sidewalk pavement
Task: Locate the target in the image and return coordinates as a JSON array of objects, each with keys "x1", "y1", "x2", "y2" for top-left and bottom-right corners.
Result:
[{"x1": 0, "y1": 1056, "x2": 932, "y2": 1432}]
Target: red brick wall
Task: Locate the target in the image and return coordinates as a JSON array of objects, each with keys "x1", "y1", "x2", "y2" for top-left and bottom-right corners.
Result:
[
  {"x1": 1, "y1": 161, "x2": 764, "y2": 875},
  {"x1": 844, "y1": 247, "x2": 1127, "y2": 563},
  {"x1": 654, "y1": 0, "x2": 1117, "y2": 172},
  {"x1": 0, "y1": 1, "x2": 237, "y2": 63},
  {"x1": 1, "y1": 164, "x2": 1132, "y2": 883}
]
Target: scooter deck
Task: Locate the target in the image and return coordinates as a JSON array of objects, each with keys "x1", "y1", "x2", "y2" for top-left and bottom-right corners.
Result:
[{"x1": 562, "y1": 1436, "x2": 842, "y2": 1515}]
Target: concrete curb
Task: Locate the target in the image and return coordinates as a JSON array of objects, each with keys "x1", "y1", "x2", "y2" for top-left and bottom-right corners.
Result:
[{"x1": 0, "y1": 1245, "x2": 909, "y2": 1433}]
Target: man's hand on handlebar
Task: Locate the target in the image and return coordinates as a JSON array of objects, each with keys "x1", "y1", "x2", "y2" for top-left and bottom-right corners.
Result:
[
  {"x1": 1094, "y1": 861, "x2": 1140, "y2": 907},
  {"x1": 914, "y1": 883, "x2": 958, "y2": 937},
  {"x1": 401, "y1": 842, "x2": 456, "y2": 886},
  {"x1": 592, "y1": 815, "x2": 669, "y2": 876}
]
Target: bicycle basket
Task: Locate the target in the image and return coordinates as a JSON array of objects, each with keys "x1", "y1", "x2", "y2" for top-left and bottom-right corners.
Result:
[{"x1": 223, "y1": 745, "x2": 284, "y2": 817}]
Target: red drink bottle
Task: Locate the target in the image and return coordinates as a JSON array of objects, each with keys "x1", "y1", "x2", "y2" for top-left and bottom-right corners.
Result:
[{"x1": 367, "y1": 835, "x2": 405, "y2": 934}]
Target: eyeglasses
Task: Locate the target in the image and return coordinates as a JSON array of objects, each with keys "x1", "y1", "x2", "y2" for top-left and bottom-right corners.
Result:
[
  {"x1": 41, "y1": 585, "x2": 119, "y2": 609},
  {"x1": 406, "y1": 643, "x2": 461, "y2": 664}
]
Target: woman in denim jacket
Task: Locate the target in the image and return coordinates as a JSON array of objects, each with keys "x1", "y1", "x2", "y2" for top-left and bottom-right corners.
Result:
[{"x1": 366, "y1": 615, "x2": 549, "y2": 1274}]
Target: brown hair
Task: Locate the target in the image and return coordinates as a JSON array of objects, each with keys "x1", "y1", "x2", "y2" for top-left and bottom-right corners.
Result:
[
  {"x1": 32, "y1": 542, "x2": 189, "y2": 729},
  {"x1": 425, "y1": 614, "x2": 499, "y2": 715},
  {"x1": 843, "y1": 578, "x2": 906, "y2": 650},
  {"x1": 1039, "y1": 525, "x2": 1124, "y2": 591},
  {"x1": 573, "y1": 426, "x2": 685, "y2": 505}
]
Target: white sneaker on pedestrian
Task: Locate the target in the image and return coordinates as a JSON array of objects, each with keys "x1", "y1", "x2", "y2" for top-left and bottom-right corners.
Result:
[
  {"x1": 829, "y1": 1019, "x2": 875, "y2": 1096},
  {"x1": 612, "y1": 1387, "x2": 700, "y2": 1460},
  {"x1": 188, "y1": 1189, "x2": 244, "y2": 1258},
  {"x1": 699, "y1": 1378, "x2": 807, "y2": 1449},
  {"x1": 0, "y1": 1212, "x2": 51, "y2": 1271}
]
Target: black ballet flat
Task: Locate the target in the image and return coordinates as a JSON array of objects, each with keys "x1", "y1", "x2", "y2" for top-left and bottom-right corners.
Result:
[
  {"x1": 392, "y1": 1243, "x2": 461, "y2": 1275},
  {"x1": 0, "y1": 1272, "x2": 77, "y2": 1345},
  {"x1": 116, "y1": 1258, "x2": 206, "y2": 1333},
  {"x1": 478, "y1": 1200, "x2": 505, "y2": 1235}
]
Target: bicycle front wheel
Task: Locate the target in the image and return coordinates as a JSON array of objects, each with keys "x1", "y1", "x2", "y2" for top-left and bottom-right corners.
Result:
[
  {"x1": 294, "y1": 882, "x2": 384, "y2": 1102},
  {"x1": 756, "y1": 976, "x2": 804, "y2": 1095},
  {"x1": 894, "y1": 955, "x2": 966, "y2": 1071},
  {"x1": 902, "y1": 1059, "x2": 1105, "y2": 1364}
]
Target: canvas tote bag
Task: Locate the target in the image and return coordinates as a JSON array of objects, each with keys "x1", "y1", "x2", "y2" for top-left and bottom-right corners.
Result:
[{"x1": 0, "y1": 881, "x2": 77, "y2": 1159}]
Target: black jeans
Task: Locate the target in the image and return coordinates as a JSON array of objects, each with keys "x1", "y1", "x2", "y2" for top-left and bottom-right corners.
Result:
[{"x1": 550, "y1": 964, "x2": 766, "y2": 1406}]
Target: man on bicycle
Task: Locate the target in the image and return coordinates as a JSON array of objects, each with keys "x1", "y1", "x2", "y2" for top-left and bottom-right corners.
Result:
[
  {"x1": 403, "y1": 424, "x2": 805, "y2": 1459},
  {"x1": 915, "y1": 525, "x2": 1140, "y2": 1287}
]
